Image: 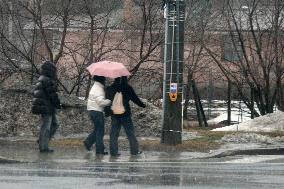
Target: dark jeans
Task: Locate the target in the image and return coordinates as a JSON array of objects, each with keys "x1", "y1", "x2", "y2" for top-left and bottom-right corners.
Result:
[
  {"x1": 109, "y1": 116, "x2": 139, "y2": 156},
  {"x1": 39, "y1": 113, "x2": 58, "y2": 150},
  {"x1": 84, "y1": 111, "x2": 105, "y2": 153}
]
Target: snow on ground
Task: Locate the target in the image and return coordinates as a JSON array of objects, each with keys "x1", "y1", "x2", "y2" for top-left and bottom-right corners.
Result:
[
  {"x1": 222, "y1": 133, "x2": 284, "y2": 144},
  {"x1": 224, "y1": 155, "x2": 284, "y2": 163},
  {"x1": 208, "y1": 110, "x2": 251, "y2": 124},
  {"x1": 201, "y1": 100, "x2": 258, "y2": 124},
  {"x1": 212, "y1": 111, "x2": 284, "y2": 132}
]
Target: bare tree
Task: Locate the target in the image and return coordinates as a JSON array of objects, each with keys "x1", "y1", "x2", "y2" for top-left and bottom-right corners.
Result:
[
  {"x1": 69, "y1": 0, "x2": 125, "y2": 97},
  {"x1": 0, "y1": 0, "x2": 38, "y2": 85},
  {"x1": 183, "y1": 0, "x2": 212, "y2": 120},
  {"x1": 205, "y1": 0, "x2": 284, "y2": 115},
  {"x1": 0, "y1": 0, "x2": 74, "y2": 91},
  {"x1": 0, "y1": 0, "x2": 125, "y2": 97},
  {"x1": 121, "y1": 0, "x2": 164, "y2": 80},
  {"x1": 24, "y1": 0, "x2": 73, "y2": 64}
]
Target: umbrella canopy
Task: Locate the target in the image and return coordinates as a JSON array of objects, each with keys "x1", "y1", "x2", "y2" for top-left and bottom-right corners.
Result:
[{"x1": 86, "y1": 60, "x2": 131, "y2": 78}]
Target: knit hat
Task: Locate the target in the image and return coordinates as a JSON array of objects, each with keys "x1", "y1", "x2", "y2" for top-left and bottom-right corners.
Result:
[{"x1": 40, "y1": 61, "x2": 57, "y2": 78}]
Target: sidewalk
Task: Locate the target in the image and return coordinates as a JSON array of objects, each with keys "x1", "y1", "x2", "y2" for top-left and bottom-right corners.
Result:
[
  {"x1": 0, "y1": 136, "x2": 284, "y2": 164},
  {"x1": 0, "y1": 136, "x2": 207, "y2": 163}
]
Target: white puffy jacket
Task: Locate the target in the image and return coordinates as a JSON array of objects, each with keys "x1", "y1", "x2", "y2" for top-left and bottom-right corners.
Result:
[{"x1": 87, "y1": 82, "x2": 111, "y2": 112}]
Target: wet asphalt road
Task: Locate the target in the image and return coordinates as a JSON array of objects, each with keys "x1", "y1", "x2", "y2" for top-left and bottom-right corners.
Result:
[{"x1": 0, "y1": 153, "x2": 284, "y2": 189}]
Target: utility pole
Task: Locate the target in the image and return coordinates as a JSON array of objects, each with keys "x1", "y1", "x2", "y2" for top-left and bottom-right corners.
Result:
[{"x1": 161, "y1": 0, "x2": 185, "y2": 145}]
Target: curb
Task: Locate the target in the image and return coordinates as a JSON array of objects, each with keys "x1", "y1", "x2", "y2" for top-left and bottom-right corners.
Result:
[
  {"x1": 206, "y1": 147, "x2": 284, "y2": 158},
  {"x1": 0, "y1": 156, "x2": 26, "y2": 164}
]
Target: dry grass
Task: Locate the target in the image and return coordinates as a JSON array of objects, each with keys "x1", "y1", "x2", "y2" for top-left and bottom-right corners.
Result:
[
  {"x1": 260, "y1": 131, "x2": 284, "y2": 137},
  {"x1": 52, "y1": 125, "x2": 284, "y2": 153},
  {"x1": 6, "y1": 125, "x2": 284, "y2": 153},
  {"x1": 140, "y1": 139, "x2": 220, "y2": 152},
  {"x1": 50, "y1": 129, "x2": 227, "y2": 152}
]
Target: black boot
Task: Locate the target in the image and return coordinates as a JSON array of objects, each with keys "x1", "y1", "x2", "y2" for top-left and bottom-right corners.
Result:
[
  {"x1": 83, "y1": 140, "x2": 92, "y2": 151},
  {"x1": 96, "y1": 151, "x2": 108, "y2": 155},
  {"x1": 110, "y1": 153, "x2": 121, "y2": 157},
  {"x1": 40, "y1": 148, "x2": 54, "y2": 153}
]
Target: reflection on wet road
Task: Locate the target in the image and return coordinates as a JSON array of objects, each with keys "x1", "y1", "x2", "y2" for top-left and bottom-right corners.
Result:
[{"x1": 0, "y1": 153, "x2": 284, "y2": 189}]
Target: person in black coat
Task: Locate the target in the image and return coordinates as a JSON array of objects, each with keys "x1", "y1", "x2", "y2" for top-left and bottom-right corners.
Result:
[
  {"x1": 105, "y1": 76, "x2": 146, "y2": 156},
  {"x1": 31, "y1": 61, "x2": 61, "y2": 153}
]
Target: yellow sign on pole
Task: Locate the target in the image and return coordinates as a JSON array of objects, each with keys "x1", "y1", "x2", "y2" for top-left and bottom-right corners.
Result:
[{"x1": 169, "y1": 83, "x2": 178, "y2": 102}]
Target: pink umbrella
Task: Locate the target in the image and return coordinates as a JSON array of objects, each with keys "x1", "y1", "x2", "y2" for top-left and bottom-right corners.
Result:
[{"x1": 86, "y1": 60, "x2": 131, "y2": 78}]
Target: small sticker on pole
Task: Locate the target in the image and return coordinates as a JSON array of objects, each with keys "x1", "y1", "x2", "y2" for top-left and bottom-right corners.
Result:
[{"x1": 169, "y1": 83, "x2": 178, "y2": 102}]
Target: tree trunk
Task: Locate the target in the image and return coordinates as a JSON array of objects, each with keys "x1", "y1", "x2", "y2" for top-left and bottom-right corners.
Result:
[
  {"x1": 85, "y1": 16, "x2": 95, "y2": 99},
  {"x1": 183, "y1": 84, "x2": 190, "y2": 120},
  {"x1": 85, "y1": 75, "x2": 92, "y2": 99},
  {"x1": 75, "y1": 81, "x2": 81, "y2": 97},
  {"x1": 196, "y1": 81, "x2": 208, "y2": 127},
  {"x1": 277, "y1": 81, "x2": 284, "y2": 111},
  {"x1": 183, "y1": 72, "x2": 193, "y2": 120},
  {"x1": 192, "y1": 79, "x2": 207, "y2": 127},
  {"x1": 227, "y1": 80, "x2": 231, "y2": 125},
  {"x1": 250, "y1": 87, "x2": 255, "y2": 119},
  {"x1": 207, "y1": 71, "x2": 213, "y2": 119}
]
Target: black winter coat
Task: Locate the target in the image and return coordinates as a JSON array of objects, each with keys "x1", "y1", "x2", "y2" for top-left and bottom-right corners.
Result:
[
  {"x1": 105, "y1": 84, "x2": 146, "y2": 117},
  {"x1": 32, "y1": 76, "x2": 61, "y2": 115}
]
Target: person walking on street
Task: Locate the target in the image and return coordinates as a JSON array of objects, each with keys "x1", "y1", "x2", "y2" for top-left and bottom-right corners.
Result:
[
  {"x1": 84, "y1": 76, "x2": 111, "y2": 155},
  {"x1": 105, "y1": 76, "x2": 146, "y2": 157},
  {"x1": 32, "y1": 61, "x2": 62, "y2": 153}
]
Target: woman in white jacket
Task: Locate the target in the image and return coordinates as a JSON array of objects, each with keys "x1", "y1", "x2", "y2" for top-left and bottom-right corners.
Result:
[{"x1": 83, "y1": 75, "x2": 111, "y2": 154}]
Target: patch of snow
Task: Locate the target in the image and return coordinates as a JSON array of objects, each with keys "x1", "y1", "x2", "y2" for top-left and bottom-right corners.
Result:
[
  {"x1": 222, "y1": 133, "x2": 284, "y2": 144},
  {"x1": 206, "y1": 100, "x2": 257, "y2": 124},
  {"x1": 208, "y1": 111, "x2": 251, "y2": 124},
  {"x1": 225, "y1": 155, "x2": 284, "y2": 163},
  {"x1": 212, "y1": 111, "x2": 284, "y2": 132}
]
